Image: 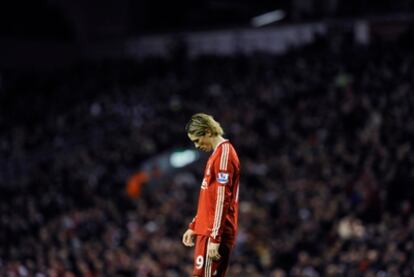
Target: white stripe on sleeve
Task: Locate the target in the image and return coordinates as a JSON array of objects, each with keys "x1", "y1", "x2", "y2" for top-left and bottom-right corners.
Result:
[{"x1": 211, "y1": 186, "x2": 225, "y2": 238}]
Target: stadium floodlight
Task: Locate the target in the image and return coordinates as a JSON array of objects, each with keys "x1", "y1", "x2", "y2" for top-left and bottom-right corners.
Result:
[
  {"x1": 169, "y1": 149, "x2": 198, "y2": 168},
  {"x1": 251, "y1": 10, "x2": 285, "y2": 27}
]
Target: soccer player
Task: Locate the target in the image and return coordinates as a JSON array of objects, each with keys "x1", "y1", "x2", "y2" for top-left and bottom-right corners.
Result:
[{"x1": 182, "y1": 113, "x2": 240, "y2": 277}]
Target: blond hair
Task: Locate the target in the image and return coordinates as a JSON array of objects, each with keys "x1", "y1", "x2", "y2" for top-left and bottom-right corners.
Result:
[{"x1": 185, "y1": 113, "x2": 224, "y2": 137}]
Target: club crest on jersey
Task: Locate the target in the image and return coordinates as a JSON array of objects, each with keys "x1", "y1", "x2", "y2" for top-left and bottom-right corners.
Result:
[{"x1": 217, "y1": 172, "x2": 229, "y2": 184}]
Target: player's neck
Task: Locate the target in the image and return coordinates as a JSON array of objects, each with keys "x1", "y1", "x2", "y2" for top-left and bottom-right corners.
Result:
[{"x1": 211, "y1": 136, "x2": 226, "y2": 151}]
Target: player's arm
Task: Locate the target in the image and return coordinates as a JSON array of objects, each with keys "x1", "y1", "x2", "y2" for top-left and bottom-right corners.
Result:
[
  {"x1": 188, "y1": 216, "x2": 196, "y2": 230},
  {"x1": 207, "y1": 146, "x2": 234, "y2": 258},
  {"x1": 208, "y1": 172, "x2": 232, "y2": 244}
]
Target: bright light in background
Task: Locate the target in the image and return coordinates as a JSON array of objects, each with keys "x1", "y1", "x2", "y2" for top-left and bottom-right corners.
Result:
[
  {"x1": 251, "y1": 10, "x2": 285, "y2": 27},
  {"x1": 169, "y1": 150, "x2": 198, "y2": 168}
]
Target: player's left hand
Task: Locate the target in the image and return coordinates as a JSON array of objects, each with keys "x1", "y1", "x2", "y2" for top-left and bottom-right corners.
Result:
[{"x1": 207, "y1": 241, "x2": 221, "y2": 261}]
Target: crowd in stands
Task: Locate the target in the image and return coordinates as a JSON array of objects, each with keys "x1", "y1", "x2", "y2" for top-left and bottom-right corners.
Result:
[{"x1": 1, "y1": 31, "x2": 414, "y2": 276}]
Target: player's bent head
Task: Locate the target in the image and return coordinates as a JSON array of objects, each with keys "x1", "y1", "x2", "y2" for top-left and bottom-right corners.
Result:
[{"x1": 185, "y1": 113, "x2": 224, "y2": 137}]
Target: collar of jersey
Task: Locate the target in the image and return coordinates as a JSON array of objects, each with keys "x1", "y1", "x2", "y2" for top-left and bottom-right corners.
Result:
[{"x1": 212, "y1": 139, "x2": 228, "y2": 155}]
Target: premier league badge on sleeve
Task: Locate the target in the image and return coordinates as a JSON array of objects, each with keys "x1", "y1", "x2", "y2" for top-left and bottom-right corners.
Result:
[{"x1": 217, "y1": 172, "x2": 229, "y2": 184}]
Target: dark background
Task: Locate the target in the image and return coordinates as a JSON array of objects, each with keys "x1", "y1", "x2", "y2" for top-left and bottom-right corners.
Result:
[
  {"x1": 0, "y1": 0, "x2": 413, "y2": 40},
  {"x1": 1, "y1": 1, "x2": 414, "y2": 276}
]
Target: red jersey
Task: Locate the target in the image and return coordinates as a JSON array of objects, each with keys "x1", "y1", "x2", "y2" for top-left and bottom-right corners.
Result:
[{"x1": 189, "y1": 140, "x2": 240, "y2": 244}]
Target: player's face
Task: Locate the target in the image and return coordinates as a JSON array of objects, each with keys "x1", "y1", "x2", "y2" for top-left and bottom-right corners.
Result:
[{"x1": 188, "y1": 133, "x2": 213, "y2": 152}]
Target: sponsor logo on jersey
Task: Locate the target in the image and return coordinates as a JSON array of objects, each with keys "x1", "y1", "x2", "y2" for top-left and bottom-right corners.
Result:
[{"x1": 217, "y1": 172, "x2": 229, "y2": 184}]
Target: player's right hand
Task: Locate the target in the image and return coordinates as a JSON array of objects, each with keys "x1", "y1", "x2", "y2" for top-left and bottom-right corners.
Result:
[{"x1": 182, "y1": 229, "x2": 195, "y2": 247}]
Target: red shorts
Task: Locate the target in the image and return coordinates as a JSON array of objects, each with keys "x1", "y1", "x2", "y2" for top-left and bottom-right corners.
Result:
[{"x1": 192, "y1": 235, "x2": 234, "y2": 277}]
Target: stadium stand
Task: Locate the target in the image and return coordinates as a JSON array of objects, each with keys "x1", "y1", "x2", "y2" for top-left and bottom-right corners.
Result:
[{"x1": 1, "y1": 31, "x2": 414, "y2": 276}]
